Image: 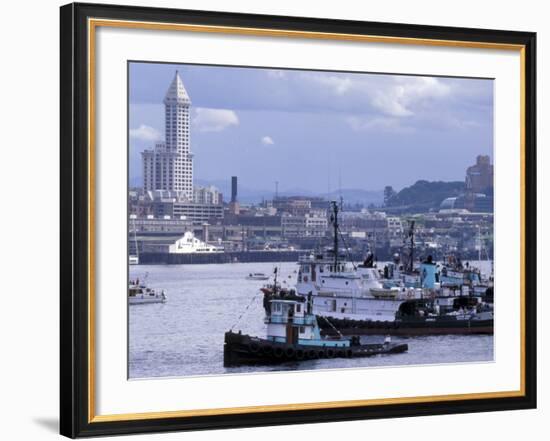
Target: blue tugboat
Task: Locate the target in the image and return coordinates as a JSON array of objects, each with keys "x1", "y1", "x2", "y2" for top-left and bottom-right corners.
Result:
[{"x1": 223, "y1": 284, "x2": 408, "y2": 367}]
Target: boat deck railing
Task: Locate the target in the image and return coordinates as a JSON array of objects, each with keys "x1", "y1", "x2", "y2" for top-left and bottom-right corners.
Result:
[{"x1": 266, "y1": 315, "x2": 317, "y2": 326}]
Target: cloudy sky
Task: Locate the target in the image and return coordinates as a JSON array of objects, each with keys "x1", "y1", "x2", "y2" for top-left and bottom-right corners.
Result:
[{"x1": 129, "y1": 62, "x2": 493, "y2": 194}]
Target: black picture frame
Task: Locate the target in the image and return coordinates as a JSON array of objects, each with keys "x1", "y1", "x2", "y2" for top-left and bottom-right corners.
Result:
[{"x1": 60, "y1": 2, "x2": 537, "y2": 438}]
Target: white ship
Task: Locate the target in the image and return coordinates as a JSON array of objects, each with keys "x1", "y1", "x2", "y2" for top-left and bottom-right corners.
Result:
[
  {"x1": 293, "y1": 202, "x2": 493, "y2": 331},
  {"x1": 129, "y1": 280, "x2": 167, "y2": 305},
  {"x1": 290, "y1": 201, "x2": 417, "y2": 321},
  {"x1": 295, "y1": 252, "x2": 418, "y2": 322},
  {"x1": 169, "y1": 231, "x2": 224, "y2": 254}
]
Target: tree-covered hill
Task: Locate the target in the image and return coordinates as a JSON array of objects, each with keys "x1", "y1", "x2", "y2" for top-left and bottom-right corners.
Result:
[{"x1": 385, "y1": 180, "x2": 465, "y2": 212}]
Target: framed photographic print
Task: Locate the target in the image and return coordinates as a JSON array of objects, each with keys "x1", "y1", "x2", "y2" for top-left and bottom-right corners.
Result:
[{"x1": 60, "y1": 2, "x2": 537, "y2": 438}]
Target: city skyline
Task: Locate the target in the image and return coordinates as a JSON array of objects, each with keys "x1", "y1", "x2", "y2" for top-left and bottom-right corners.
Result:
[{"x1": 129, "y1": 62, "x2": 494, "y2": 195}]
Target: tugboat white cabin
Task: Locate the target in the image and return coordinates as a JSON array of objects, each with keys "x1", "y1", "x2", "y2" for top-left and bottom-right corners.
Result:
[{"x1": 265, "y1": 296, "x2": 348, "y2": 348}]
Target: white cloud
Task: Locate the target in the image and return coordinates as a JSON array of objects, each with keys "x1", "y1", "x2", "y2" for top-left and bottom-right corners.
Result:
[
  {"x1": 371, "y1": 89, "x2": 414, "y2": 117},
  {"x1": 371, "y1": 77, "x2": 451, "y2": 117},
  {"x1": 193, "y1": 108, "x2": 239, "y2": 132},
  {"x1": 300, "y1": 72, "x2": 453, "y2": 117},
  {"x1": 303, "y1": 73, "x2": 353, "y2": 95},
  {"x1": 261, "y1": 136, "x2": 275, "y2": 145},
  {"x1": 129, "y1": 124, "x2": 162, "y2": 142}
]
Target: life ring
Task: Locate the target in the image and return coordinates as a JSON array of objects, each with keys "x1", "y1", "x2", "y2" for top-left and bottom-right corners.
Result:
[
  {"x1": 260, "y1": 345, "x2": 273, "y2": 355},
  {"x1": 406, "y1": 291, "x2": 414, "y2": 299}
]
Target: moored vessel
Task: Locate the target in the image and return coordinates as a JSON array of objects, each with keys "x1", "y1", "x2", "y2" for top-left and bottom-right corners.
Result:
[
  {"x1": 295, "y1": 202, "x2": 493, "y2": 334},
  {"x1": 129, "y1": 280, "x2": 167, "y2": 305},
  {"x1": 245, "y1": 272, "x2": 270, "y2": 281}
]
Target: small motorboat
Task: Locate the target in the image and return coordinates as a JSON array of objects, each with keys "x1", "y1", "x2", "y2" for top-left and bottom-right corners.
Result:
[
  {"x1": 129, "y1": 280, "x2": 167, "y2": 305},
  {"x1": 245, "y1": 272, "x2": 270, "y2": 281}
]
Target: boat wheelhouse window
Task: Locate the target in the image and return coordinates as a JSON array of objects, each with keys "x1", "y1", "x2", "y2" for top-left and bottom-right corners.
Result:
[
  {"x1": 296, "y1": 304, "x2": 301, "y2": 312},
  {"x1": 299, "y1": 326, "x2": 305, "y2": 334}
]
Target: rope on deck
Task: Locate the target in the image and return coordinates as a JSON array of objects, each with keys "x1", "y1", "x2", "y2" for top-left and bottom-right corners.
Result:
[
  {"x1": 319, "y1": 315, "x2": 344, "y2": 339},
  {"x1": 230, "y1": 289, "x2": 263, "y2": 331}
]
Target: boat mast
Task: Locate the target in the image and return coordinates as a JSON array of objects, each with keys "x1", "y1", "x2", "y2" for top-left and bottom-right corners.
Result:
[
  {"x1": 132, "y1": 218, "x2": 139, "y2": 259},
  {"x1": 477, "y1": 224, "x2": 482, "y2": 262},
  {"x1": 330, "y1": 200, "x2": 339, "y2": 271},
  {"x1": 407, "y1": 220, "x2": 415, "y2": 273}
]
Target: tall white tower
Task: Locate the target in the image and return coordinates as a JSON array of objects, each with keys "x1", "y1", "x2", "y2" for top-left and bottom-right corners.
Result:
[{"x1": 142, "y1": 71, "x2": 194, "y2": 199}]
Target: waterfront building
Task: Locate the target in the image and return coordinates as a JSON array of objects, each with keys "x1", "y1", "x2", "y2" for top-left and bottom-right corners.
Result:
[
  {"x1": 466, "y1": 155, "x2": 493, "y2": 193},
  {"x1": 272, "y1": 196, "x2": 328, "y2": 216},
  {"x1": 439, "y1": 193, "x2": 494, "y2": 213},
  {"x1": 172, "y1": 202, "x2": 224, "y2": 223},
  {"x1": 129, "y1": 215, "x2": 192, "y2": 233},
  {"x1": 305, "y1": 214, "x2": 329, "y2": 237},
  {"x1": 141, "y1": 71, "x2": 194, "y2": 199},
  {"x1": 386, "y1": 216, "x2": 404, "y2": 239},
  {"x1": 281, "y1": 214, "x2": 328, "y2": 238},
  {"x1": 193, "y1": 185, "x2": 223, "y2": 205}
]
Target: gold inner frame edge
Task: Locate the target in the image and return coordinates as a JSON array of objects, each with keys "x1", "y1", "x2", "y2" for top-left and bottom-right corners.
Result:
[{"x1": 87, "y1": 17, "x2": 527, "y2": 423}]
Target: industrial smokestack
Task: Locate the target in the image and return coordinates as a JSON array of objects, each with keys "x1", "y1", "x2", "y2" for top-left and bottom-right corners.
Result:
[{"x1": 231, "y1": 176, "x2": 238, "y2": 203}]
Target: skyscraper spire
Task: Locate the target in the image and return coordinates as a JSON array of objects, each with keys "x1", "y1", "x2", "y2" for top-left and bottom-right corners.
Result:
[
  {"x1": 142, "y1": 70, "x2": 194, "y2": 199},
  {"x1": 164, "y1": 70, "x2": 191, "y2": 105}
]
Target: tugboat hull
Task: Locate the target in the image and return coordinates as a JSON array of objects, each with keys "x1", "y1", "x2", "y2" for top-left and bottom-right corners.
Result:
[
  {"x1": 223, "y1": 331, "x2": 408, "y2": 367},
  {"x1": 318, "y1": 316, "x2": 493, "y2": 336}
]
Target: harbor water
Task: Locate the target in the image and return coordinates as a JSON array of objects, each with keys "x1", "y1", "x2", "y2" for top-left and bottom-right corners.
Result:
[{"x1": 129, "y1": 261, "x2": 494, "y2": 379}]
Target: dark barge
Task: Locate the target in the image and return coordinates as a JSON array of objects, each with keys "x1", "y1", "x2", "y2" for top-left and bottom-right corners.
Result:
[
  {"x1": 318, "y1": 316, "x2": 493, "y2": 336},
  {"x1": 318, "y1": 298, "x2": 494, "y2": 336}
]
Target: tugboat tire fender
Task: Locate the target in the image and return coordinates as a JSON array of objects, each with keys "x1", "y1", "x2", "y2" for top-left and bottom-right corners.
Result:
[
  {"x1": 295, "y1": 349, "x2": 305, "y2": 360},
  {"x1": 306, "y1": 349, "x2": 317, "y2": 359},
  {"x1": 285, "y1": 347, "x2": 296, "y2": 358},
  {"x1": 248, "y1": 342, "x2": 260, "y2": 353},
  {"x1": 346, "y1": 349, "x2": 353, "y2": 358},
  {"x1": 260, "y1": 345, "x2": 273, "y2": 355},
  {"x1": 273, "y1": 347, "x2": 284, "y2": 358},
  {"x1": 326, "y1": 348, "x2": 335, "y2": 358}
]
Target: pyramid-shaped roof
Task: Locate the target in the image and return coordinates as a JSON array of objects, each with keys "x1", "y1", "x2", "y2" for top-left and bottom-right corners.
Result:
[{"x1": 164, "y1": 71, "x2": 191, "y2": 105}]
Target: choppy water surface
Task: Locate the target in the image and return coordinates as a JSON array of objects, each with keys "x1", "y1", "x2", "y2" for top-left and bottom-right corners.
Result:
[{"x1": 129, "y1": 261, "x2": 493, "y2": 379}]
